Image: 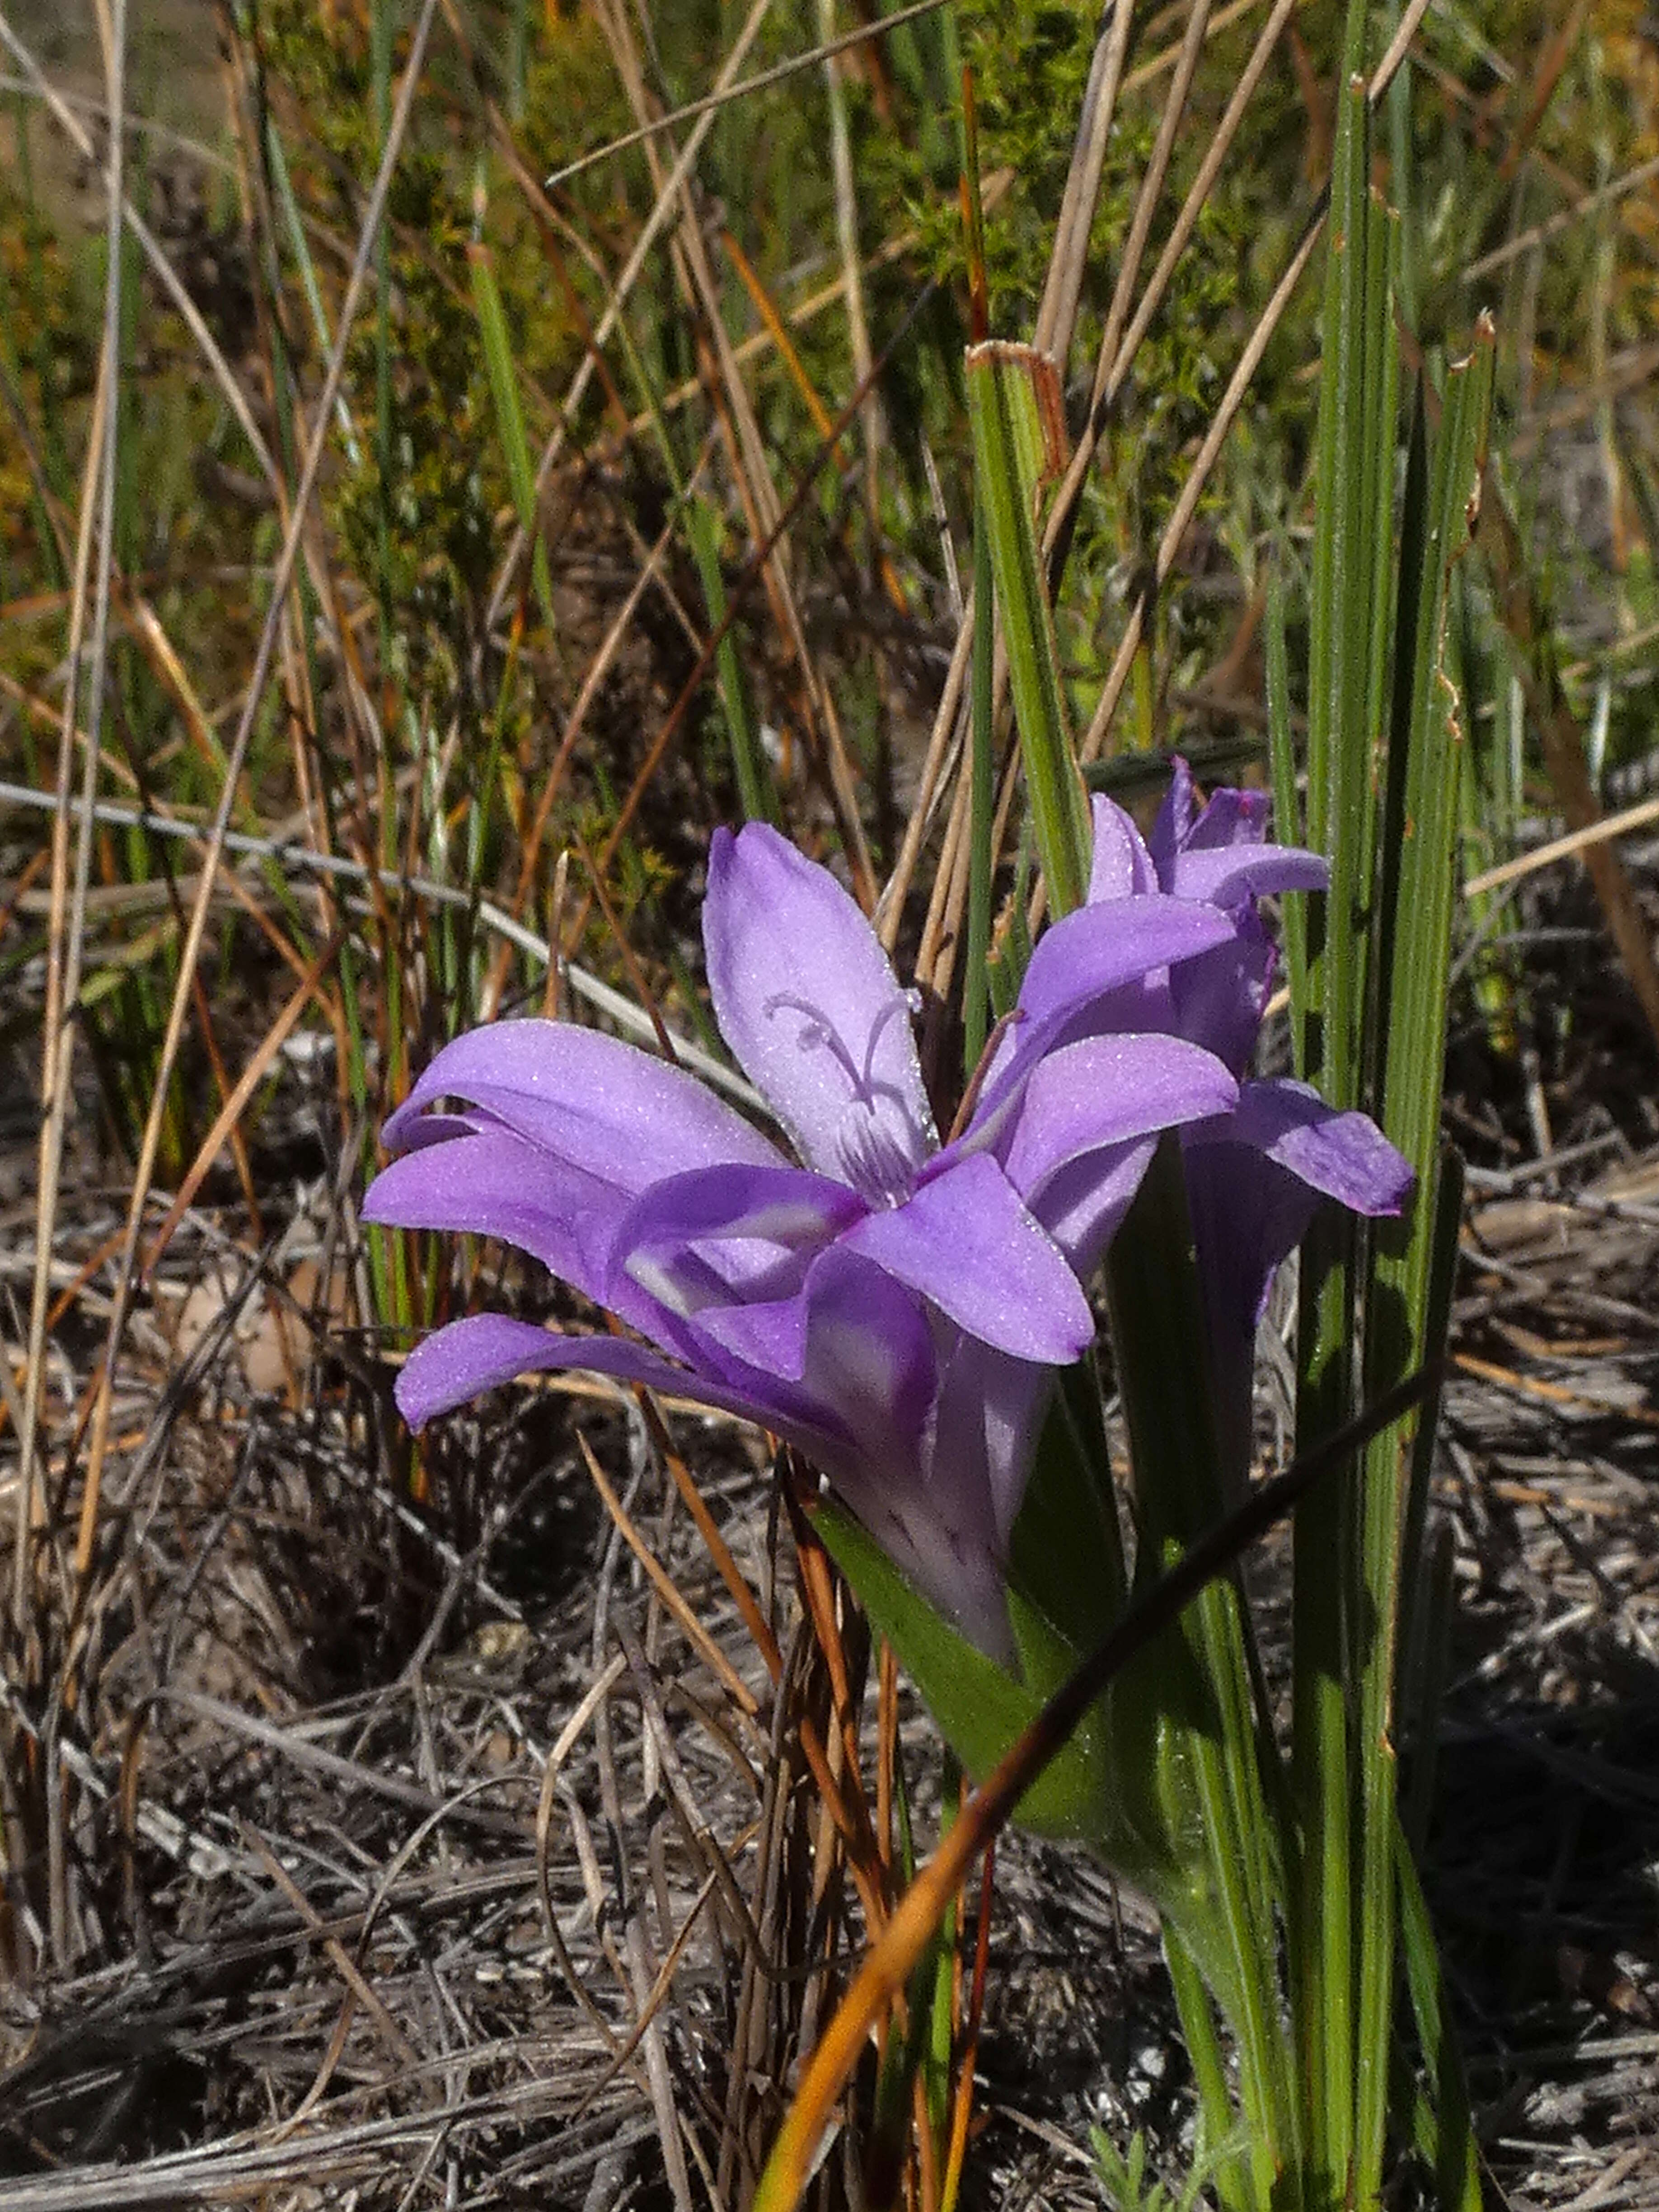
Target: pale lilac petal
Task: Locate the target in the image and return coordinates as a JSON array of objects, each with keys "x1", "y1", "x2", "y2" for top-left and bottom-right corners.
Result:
[
  {"x1": 1168, "y1": 844, "x2": 1328, "y2": 908},
  {"x1": 607, "y1": 1163, "x2": 865, "y2": 1382},
  {"x1": 1168, "y1": 925, "x2": 1275, "y2": 1078},
  {"x1": 1185, "y1": 785, "x2": 1269, "y2": 850},
  {"x1": 387, "y1": 1108, "x2": 483, "y2": 1152},
  {"x1": 396, "y1": 1253, "x2": 941, "y2": 1484},
  {"x1": 843, "y1": 1151, "x2": 1094, "y2": 1363},
  {"x1": 395, "y1": 1302, "x2": 1000, "y2": 1644},
  {"x1": 1148, "y1": 756, "x2": 1198, "y2": 878},
  {"x1": 1182, "y1": 1085, "x2": 1412, "y2": 1488},
  {"x1": 1022, "y1": 1141, "x2": 1158, "y2": 1279},
  {"x1": 973, "y1": 893, "x2": 1238, "y2": 1141},
  {"x1": 975, "y1": 895, "x2": 1237, "y2": 1121},
  {"x1": 382, "y1": 1020, "x2": 784, "y2": 1186},
  {"x1": 792, "y1": 1249, "x2": 937, "y2": 1472},
  {"x1": 1183, "y1": 1137, "x2": 1319, "y2": 1339},
  {"x1": 807, "y1": 1267, "x2": 1013, "y2": 1657},
  {"x1": 1013, "y1": 895, "x2": 1237, "y2": 1037},
  {"x1": 1088, "y1": 794, "x2": 1157, "y2": 902},
  {"x1": 703, "y1": 1251, "x2": 955, "y2": 1616},
  {"x1": 930, "y1": 1334, "x2": 1055, "y2": 1554},
  {"x1": 1219, "y1": 1079, "x2": 1414, "y2": 1217},
  {"x1": 392, "y1": 1311, "x2": 833, "y2": 1443},
  {"x1": 703, "y1": 825, "x2": 936, "y2": 1202},
  {"x1": 1147, "y1": 764, "x2": 1325, "y2": 906},
  {"x1": 1180, "y1": 1083, "x2": 1411, "y2": 1357},
  {"x1": 364, "y1": 1123, "x2": 657, "y2": 1337},
  {"x1": 1181, "y1": 1136, "x2": 1321, "y2": 1490},
  {"x1": 394, "y1": 1291, "x2": 945, "y2": 1519},
  {"x1": 844, "y1": 1484, "x2": 1015, "y2": 1662},
  {"x1": 996, "y1": 1034, "x2": 1237, "y2": 1278},
  {"x1": 1001, "y1": 1035, "x2": 1239, "y2": 1200},
  {"x1": 688, "y1": 1293, "x2": 811, "y2": 1380},
  {"x1": 609, "y1": 1162, "x2": 864, "y2": 1312},
  {"x1": 1130, "y1": 764, "x2": 1324, "y2": 905}
]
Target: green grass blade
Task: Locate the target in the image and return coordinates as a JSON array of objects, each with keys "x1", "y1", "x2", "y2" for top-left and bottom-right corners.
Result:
[
  {"x1": 266, "y1": 118, "x2": 362, "y2": 466},
  {"x1": 370, "y1": 0, "x2": 396, "y2": 645},
  {"x1": 1359, "y1": 191, "x2": 1401, "y2": 992},
  {"x1": 964, "y1": 342, "x2": 1089, "y2": 920},
  {"x1": 1353, "y1": 325, "x2": 1494, "y2": 2207},
  {"x1": 1108, "y1": 1143, "x2": 1297, "y2": 2204},
  {"x1": 1291, "y1": 33, "x2": 1378, "y2": 2194},
  {"x1": 963, "y1": 481, "x2": 996, "y2": 1075},
  {"x1": 1396, "y1": 1823, "x2": 1483, "y2": 2212},
  {"x1": 1265, "y1": 562, "x2": 1305, "y2": 1068},
  {"x1": 1163, "y1": 1929, "x2": 1251, "y2": 2212},
  {"x1": 1303, "y1": 60, "x2": 1378, "y2": 1105},
  {"x1": 469, "y1": 228, "x2": 555, "y2": 636}
]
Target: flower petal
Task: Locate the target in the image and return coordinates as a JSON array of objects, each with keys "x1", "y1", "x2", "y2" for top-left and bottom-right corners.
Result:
[
  {"x1": 793, "y1": 1248, "x2": 938, "y2": 1474},
  {"x1": 1185, "y1": 784, "x2": 1269, "y2": 850},
  {"x1": 1137, "y1": 762, "x2": 1326, "y2": 905},
  {"x1": 843, "y1": 1150, "x2": 1095, "y2": 1363},
  {"x1": 391, "y1": 1311, "x2": 846, "y2": 1455},
  {"x1": 997, "y1": 1033, "x2": 1239, "y2": 1276},
  {"x1": 382, "y1": 1019, "x2": 784, "y2": 1185},
  {"x1": 606, "y1": 1162, "x2": 867, "y2": 1381},
  {"x1": 364, "y1": 1121, "x2": 661, "y2": 1335},
  {"x1": 1148, "y1": 755, "x2": 1199, "y2": 880},
  {"x1": 612, "y1": 1162, "x2": 866, "y2": 1278},
  {"x1": 1167, "y1": 923, "x2": 1275, "y2": 1078},
  {"x1": 1021, "y1": 1142, "x2": 1159, "y2": 1282},
  {"x1": 842, "y1": 1480, "x2": 1017, "y2": 1663},
  {"x1": 1014, "y1": 895, "x2": 1237, "y2": 1037},
  {"x1": 1182, "y1": 1086, "x2": 1412, "y2": 1489},
  {"x1": 1217, "y1": 1079, "x2": 1414, "y2": 1217},
  {"x1": 1167, "y1": 843, "x2": 1328, "y2": 908},
  {"x1": 1087, "y1": 795, "x2": 1158, "y2": 902},
  {"x1": 703, "y1": 824, "x2": 936, "y2": 1200},
  {"x1": 1002, "y1": 1034, "x2": 1240, "y2": 1198},
  {"x1": 929, "y1": 1333, "x2": 1055, "y2": 1553},
  {"x1": 798, "y1": 1258, "x2": 1012, "y2": 1656},
  {"x1": 1181, "y1": 1135, "x2": 1320, "y2": 1491},
  {"x1": 974, "y1": 894, "x2": 1237, "y2": 1126}
]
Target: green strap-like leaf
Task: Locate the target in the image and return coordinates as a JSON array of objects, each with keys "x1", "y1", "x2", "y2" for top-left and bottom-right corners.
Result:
[{"x1": 964, "y1": 341, "x2": 1091, "y2": 920}]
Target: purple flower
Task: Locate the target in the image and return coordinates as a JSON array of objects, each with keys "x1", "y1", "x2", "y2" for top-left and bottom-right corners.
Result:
[
  {"x1": 364, "y1": 823, "x2": 1240, "y2": 1654},
  {"x1": 1068, "y1": 762, "x2": 1414, "y2": 1483}
]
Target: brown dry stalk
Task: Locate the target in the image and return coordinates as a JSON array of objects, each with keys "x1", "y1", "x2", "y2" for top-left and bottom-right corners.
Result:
[
  {"x1": 1453, "y1": 1350, "x2": 1659, "y2": 1430},
  {"x1": 0, "y1": 7, "x2": 278, "y2": 492},
  {"x1": 552, "y1": 289, "x2": 936, "y2": 959},
  {"x1": 70, "y1": 0, "x2": 444, "y2": 1613},
  {"x1": 481, "y1": 0, "x2": 778, "y2": 637},
  {"x1": 481, "y1": 448, "x2": 715, "y2": 1018},
  {"x1": 242, "y1": 1821, "x2": 422, "y2": 2083},
  {"x1": 574, "y1": 1433, "x2": 763, "y2": 1718},
  {"x1": 1035, "y1": 0, "x2": 1138, "y2": 369},
  {"x1": 134, "y1": 928, "x2": 347, "y2": 1295},
  {"x1": 12, "y1": 63, "x2": 121, "y2": 1637},
  {"x1": 594, "y1": 0, "x2": 876, "y2": 905},
  {"x1": 641, "y1": 1397, "x2": 784, "y2": 1681},
  {"x1": 1078, "y1": 210, "x2": 1325, "y2": 764}
]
